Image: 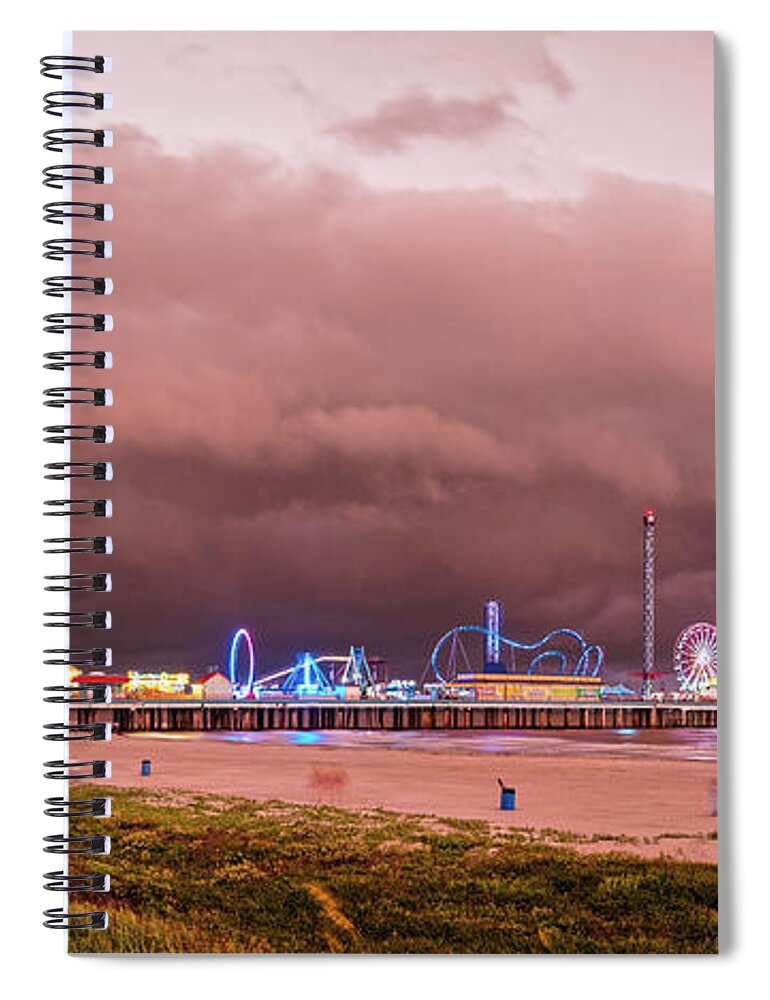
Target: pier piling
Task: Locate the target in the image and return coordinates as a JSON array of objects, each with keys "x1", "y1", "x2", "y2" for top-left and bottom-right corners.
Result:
[{"x1": 74, "y1": 700, "x2": 716, "y2": 733}]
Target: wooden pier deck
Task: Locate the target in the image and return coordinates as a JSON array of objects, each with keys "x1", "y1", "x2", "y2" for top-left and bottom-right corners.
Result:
[{"x1": 75, "y1": 699, "x2": 717, "y2": 732}]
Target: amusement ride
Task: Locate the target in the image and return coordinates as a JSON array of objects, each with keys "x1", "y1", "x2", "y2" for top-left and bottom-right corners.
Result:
[
  {"x1": 228, "y1": 627, "x2": 375, "y2": 700},
  {"x1": 223, "y1": 511, "x2": 716, "y2": 702},
  {"x1": 673, "y1": 622, "x2": 718, "y2": 696},
  {"x1": 428, "y1": 620, "x2": 604, "y2": 684}
]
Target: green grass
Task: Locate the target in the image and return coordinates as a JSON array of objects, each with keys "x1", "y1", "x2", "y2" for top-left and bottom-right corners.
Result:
[{"x1": 68, "y1": 785, "x2": 717, "y2": 954}]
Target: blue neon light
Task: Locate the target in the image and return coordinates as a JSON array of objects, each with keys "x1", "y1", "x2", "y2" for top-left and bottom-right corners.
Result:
[
  {"x1": 430, "y1": 625, "x2": 604, "y2": 681},
  {"x1": 281, "y1": 652, "x2": 334, "y2": 696},
  {"x1": 485, "y1": 600, "x2": 502, "y2": 666},
  {"x1": 228, "y1": 627, "x2": 256, "y2": 699}
]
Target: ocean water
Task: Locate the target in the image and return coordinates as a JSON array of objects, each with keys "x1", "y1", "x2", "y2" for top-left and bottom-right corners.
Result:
[{"x1": 135, "y1": 727, "x2": 717, "y2": 762}]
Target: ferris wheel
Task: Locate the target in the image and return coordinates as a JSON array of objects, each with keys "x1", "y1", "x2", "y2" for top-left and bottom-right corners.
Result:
[{"x1": 673, "y1": 622, "x2": 717, "y2": 695}]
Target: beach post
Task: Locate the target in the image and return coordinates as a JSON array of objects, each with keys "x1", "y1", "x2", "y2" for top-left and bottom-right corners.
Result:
[
  {"x1": 497, "y1": 777, "x2": 516, "y2": 811},
  {"x1": 141, "y1": 759, "x2": 152, "y2": 777}
]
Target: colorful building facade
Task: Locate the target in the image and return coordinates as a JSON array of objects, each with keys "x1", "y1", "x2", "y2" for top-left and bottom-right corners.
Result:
[{"x1": 449, "y1": 672, "x2": 603, "y2": 702}]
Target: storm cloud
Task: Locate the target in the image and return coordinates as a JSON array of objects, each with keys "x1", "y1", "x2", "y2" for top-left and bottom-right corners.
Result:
[{"x1": 71, "y1": 126, "x2": 715, "y2": 681}]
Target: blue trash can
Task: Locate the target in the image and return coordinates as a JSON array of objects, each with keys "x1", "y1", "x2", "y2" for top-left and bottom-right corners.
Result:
[
  {"x1": 141, "y1": 759, "x2": 152, "y2": 777},
  {"x1": 498, "y1": 778, "x2": 516, "y2": 811}
]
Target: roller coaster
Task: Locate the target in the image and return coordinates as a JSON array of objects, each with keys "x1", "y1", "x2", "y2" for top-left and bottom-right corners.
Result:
[{"x1": 428, "y1": 619, "x2": 604, "y2": 684}]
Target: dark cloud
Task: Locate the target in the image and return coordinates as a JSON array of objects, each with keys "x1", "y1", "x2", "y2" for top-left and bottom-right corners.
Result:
[{"x1": 72, "y1": 130, "x2": 714, "y2": 681}]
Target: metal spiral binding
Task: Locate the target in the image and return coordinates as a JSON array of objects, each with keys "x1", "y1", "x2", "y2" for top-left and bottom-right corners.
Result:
[
  {"x1": 43, "y1": 498, "x2": 112, "y2": 517},
  {"x1": 44, "y1": 460, "x2": 112, "y2": 479},
  {"x1": 43, "y1": 352, "x2": 112, "y2": 370},
  {"x1": 40, "y1": 55, "x2": 109, "y2": 80},
  {"x1": 43, "y1": 834, "x2": 111, "y2": 855},
  {"x1": 43, "y1": 387, "x2": 112, "y2": 406},
  {"x1": 44, "y1": 312, "x2": 112, "y2": 334},
  {"x1": 44, "y1": 610, "x2": 111, "y2": 629},
  {"x1": 43, "y1": 201, "x2": 113, "y2": 223},
  {"x1": 43, "y1": 425, "x2": 113, "y2": 444},
  {"x1": 43, "y1": 238, "x2": 111, "y2": 258},
  {"x1": 44, "y1": 536, "x2": 112, "y2": 554},
  {"x1": 43, "y1": 648, "x2": 111, "y2": 667},
  {"x1": 43, "y1": 129, "x2": 112, "y2": 153},
  {"x1": 43, "y1": 910, "x2": 108, "y2": 931},
  {"x1": 44, "y1": 686, "x2": 112, "y2": 705},
  {"x1": 43, "y1": 164, "x2": 111, "y2": 188},
  {"x1": 44, "y1": 797, "x2": 111, "y2": 816},
  {"x1": 44, "y1": 92, "x2": 111, "y2": 116},
  {"x1": 44, "y1": 759, "x2": 111, "y2": 780},
  {"x1": 43, "y1": 275, "x2": 112, "y2": 296},
  {"x1": 44, "y1": 871, "x2": 109, "y2": 889},
  {"x1": 42, "y1": 53, "x2": 112, "y2": 932},
  {"x1": 44, "y1": 574, "x2": 112, "y2": 593}
]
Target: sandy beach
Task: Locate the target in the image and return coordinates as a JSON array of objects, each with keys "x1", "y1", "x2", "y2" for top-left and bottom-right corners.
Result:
[{"x1": 88, "y1": 732, "x2": 718, "y2": 862}]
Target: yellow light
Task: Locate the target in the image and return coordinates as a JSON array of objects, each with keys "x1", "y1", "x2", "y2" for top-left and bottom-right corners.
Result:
[{"x1": 126, "y1": 671, "x2": 192, "y2": 696}]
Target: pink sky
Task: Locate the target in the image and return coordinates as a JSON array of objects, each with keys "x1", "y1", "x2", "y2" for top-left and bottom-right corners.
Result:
[
  {"x1": 81, "y1": 31, "x2": 713, "y2": 196},
  {"x1": 71, "y1": 32, "x2": 714, "y2": 680}
]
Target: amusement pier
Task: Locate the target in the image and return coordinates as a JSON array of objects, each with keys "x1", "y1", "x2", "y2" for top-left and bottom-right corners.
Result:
[{"x1": 70, "y1": 511, "x2": 718, "y2": 732}]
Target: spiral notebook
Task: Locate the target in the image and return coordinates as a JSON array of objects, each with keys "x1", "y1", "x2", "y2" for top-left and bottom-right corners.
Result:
[{"x1": 42, "y1": 31, "x2": 717, "y2": 954}]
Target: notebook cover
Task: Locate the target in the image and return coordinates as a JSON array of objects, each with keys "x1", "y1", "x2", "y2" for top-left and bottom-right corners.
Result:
[{"x1": 64, "y1": 30, "x2": 717, "y2": 954}]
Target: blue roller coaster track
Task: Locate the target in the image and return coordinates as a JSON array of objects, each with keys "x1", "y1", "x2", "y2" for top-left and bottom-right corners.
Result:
[{"x1": 430, "y1": 625, "x2": 604, "y2": 682}]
